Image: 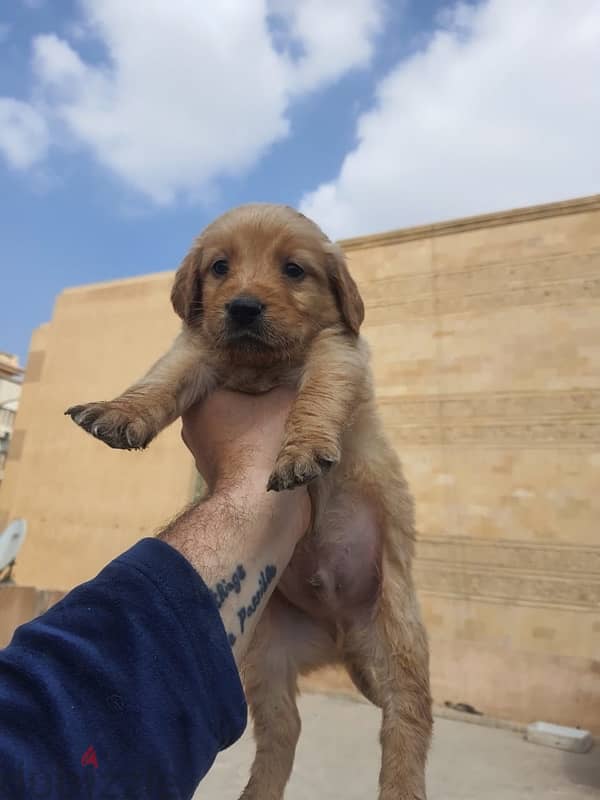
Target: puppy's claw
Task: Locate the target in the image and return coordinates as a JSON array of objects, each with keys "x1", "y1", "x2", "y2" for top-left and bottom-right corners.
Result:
[
  {"x1": 65, "y1": 400, "x2": 154, "y2": 450},
  {"x1": 267, "y1": 446, "x2": 339, "y2": 492},
  {"x1": 65, "y1": 405, "x2": 84, "y2": 418}
]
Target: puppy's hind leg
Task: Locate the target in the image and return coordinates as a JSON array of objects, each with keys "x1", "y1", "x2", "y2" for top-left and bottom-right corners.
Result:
[
  {"x1": 66, "y1": 331, "x2": 214, "y2": 450},
  {"x1": 239, "y1": 592, "x2": 337, "y2": 800},
  {"x1": 344, "y1": 579, "x2": 432, "y2": 800}
]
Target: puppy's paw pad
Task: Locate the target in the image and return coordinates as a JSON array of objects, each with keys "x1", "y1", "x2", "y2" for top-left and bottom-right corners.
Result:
[
  {"x1": 65, "y1": 402, "x2": 153, "y2": 450},
  {"x1": 267, "y1": 444, "x2": 339, "y2": 492}
]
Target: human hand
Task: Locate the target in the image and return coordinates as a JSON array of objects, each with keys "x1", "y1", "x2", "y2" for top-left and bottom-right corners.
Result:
[
  {"x1": 171, "y1": 389, "x2": 310, "y2": 660},
  {"x1": 181, "y1": 388, "x2": 298, "y2": 493}
]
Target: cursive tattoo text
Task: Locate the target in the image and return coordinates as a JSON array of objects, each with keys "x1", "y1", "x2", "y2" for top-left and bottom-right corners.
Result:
[
  {"x1": 237, "y1": 565, "x2": 277, "y2": 634},
  {"x1": 211, "y1": 564, "x2": 246, "y2": 610}
]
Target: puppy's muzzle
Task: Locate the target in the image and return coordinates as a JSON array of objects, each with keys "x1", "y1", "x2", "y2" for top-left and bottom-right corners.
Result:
[{"x1": 226, "y1": 296, "x2": 265, "y2": 328}]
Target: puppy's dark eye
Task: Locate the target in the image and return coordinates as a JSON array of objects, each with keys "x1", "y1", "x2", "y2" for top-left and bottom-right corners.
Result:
[
  {"x1": 212, "y1": 259, "x2": 229, "y2": 277},
  {"x1": 283, "y1": 262, "x2": 304, "y2": 279}
]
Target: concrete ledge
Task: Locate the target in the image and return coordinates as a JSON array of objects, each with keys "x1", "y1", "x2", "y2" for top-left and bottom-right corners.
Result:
[
  {"x1": 0, "y1": 585, "x2": 65, "y2": 647},
  {"x1": 526, "y1": 721, "x2": 593, "y2": 753}
]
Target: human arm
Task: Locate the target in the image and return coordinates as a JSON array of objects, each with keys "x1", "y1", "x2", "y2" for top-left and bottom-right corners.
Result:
[
  {"x1": 160, "y1": 387, "x2": 310, "y2": 663},
  {"x1": 0, "y1": 388, "x2": 308, "y2": 798}
]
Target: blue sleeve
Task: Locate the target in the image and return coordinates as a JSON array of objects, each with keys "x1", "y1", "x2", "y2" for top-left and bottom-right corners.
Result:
[{"x1": 0, "y1": 537, "x2": 247, "y2": 799}]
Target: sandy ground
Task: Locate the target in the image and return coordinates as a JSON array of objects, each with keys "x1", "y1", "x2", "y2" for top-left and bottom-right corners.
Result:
[{"x1": 195, "y1": 692, "x2": 599, "y2": 799}]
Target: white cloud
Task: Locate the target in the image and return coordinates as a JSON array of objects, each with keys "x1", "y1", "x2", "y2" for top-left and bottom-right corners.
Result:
[
  {"x1": 271, "y1": 0, "x2": 383, "y2": 92},
  {"x1": 301, "y1": 0, "x2": 600, "y2": 239},
  {"x1": 24, "y1": 0, "x2": 382, "y2": 203},
  {"x1": 0, "y1": 98, "x2": 49, "y2": 169}
]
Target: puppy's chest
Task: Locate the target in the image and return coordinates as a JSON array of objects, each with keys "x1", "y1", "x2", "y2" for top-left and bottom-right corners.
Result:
[
  {"x1": 218, "y1": 364, "x2": 302, "y2": 393},
  {"x1": 278, "y1": 489, "x2": 381, "y2": 627}
]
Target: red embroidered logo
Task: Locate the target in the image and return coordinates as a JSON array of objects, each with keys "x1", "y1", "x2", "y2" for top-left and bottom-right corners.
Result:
[{"x1": 81, "y1": 745, "x2": 98, "y2": 769}]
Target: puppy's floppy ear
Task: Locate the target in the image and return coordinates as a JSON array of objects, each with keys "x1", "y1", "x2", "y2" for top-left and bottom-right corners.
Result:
[
  {"x1": 171, "y1": 245, "x2": 203, "y2": 323},
  {"x1": 326, "y1": 244, "x2": 365, "y2": 335}
]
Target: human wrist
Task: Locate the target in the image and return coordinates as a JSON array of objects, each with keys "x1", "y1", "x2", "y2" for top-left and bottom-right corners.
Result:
[{"x1": 214, "y1": 471, "x2": 310, "y2": 548}]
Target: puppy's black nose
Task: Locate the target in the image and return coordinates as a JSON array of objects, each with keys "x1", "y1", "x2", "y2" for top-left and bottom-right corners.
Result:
[{"x1": 226, "y1": 296, "x2": 264, "y2": 326}]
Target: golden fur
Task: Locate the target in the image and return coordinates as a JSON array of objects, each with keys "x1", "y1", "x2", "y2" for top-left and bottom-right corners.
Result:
[{"x1": 67, "y1": 204, "x2": 432, "y2": 799}]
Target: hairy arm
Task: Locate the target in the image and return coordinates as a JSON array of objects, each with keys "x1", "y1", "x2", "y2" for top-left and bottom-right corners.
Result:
[
  {"x1": 0, "y1": 389, "x2": 308, "y2": 799},
  {"x1": 159, "y1": 475, "x2": 308, "y2": 662},
  {"x1": 160, "y1": 388, "x2": 310, "y2": 662}
]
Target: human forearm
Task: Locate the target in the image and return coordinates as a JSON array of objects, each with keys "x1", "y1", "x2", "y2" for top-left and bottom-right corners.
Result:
[{"x1": 158, "y1": 474, "x2": 309, "y2": 663}]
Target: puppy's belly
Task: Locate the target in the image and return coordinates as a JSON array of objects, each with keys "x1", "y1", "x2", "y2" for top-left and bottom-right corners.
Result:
[{"x1": 278, "y1": 489, "x2": 381, "y2": 628}]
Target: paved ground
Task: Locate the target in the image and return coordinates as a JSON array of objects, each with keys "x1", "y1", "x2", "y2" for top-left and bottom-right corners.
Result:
[{"x1": 196, "y1": 693, "x2": 599, "y2": 799}]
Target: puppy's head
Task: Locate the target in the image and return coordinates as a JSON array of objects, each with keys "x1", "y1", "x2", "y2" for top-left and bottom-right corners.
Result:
[{"x1": 171, "y1": 204, "x2": 364, "y2": 363}]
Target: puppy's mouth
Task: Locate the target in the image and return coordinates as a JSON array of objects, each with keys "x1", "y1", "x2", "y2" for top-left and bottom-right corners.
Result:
[
  {"x1": 227, "y1": 329, "x2": 271, "y2": 347},
  {"x1": 222, "y1": 322, "x2": 274, "y2": 350}
]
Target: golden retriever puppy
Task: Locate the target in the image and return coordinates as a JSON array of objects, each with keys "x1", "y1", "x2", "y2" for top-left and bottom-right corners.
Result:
[{"x1": 67, "y1": 204, "x2": 432, "y2": 800}]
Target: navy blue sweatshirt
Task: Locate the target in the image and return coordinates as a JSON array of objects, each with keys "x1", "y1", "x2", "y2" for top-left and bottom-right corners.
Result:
[{"x1": 0, "y1": 538, "x2": 247, "y2": 799}]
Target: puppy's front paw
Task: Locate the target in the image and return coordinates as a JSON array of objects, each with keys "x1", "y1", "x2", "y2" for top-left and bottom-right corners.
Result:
[
  {"x1": 267, "y1": 442, "x2": 340, "y2": 492},
  {"x1": 65, "y1": 401, "x2": 155, "y2": 450}
]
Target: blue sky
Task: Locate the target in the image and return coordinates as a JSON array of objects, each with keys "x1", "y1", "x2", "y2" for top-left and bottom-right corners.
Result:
[{"x1": 1, "y1": 0, "x2": 599, "y2": 363}]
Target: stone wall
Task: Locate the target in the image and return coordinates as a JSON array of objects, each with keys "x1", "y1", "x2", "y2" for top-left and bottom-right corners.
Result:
[
  {"x1": 336, "y1": 195, "x2": 600, "y2": 731},
  {"x1": 0, "y1": 272, "x2": 196, "y2": 588},
  {"x1": 1, "y1": 195, "x2": 599, "y2": 730}
]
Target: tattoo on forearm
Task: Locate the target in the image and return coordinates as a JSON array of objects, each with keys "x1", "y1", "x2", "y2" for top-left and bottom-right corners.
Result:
[
  {"x1": 237, "y1": 565, "x2": 277, "y2": 634},
  {"x1": 214, "y1": 564, "x2": 277, "y2": 648},
  {"x1": 211, "y1": 565, "x2": 246, "y2": 610}
]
